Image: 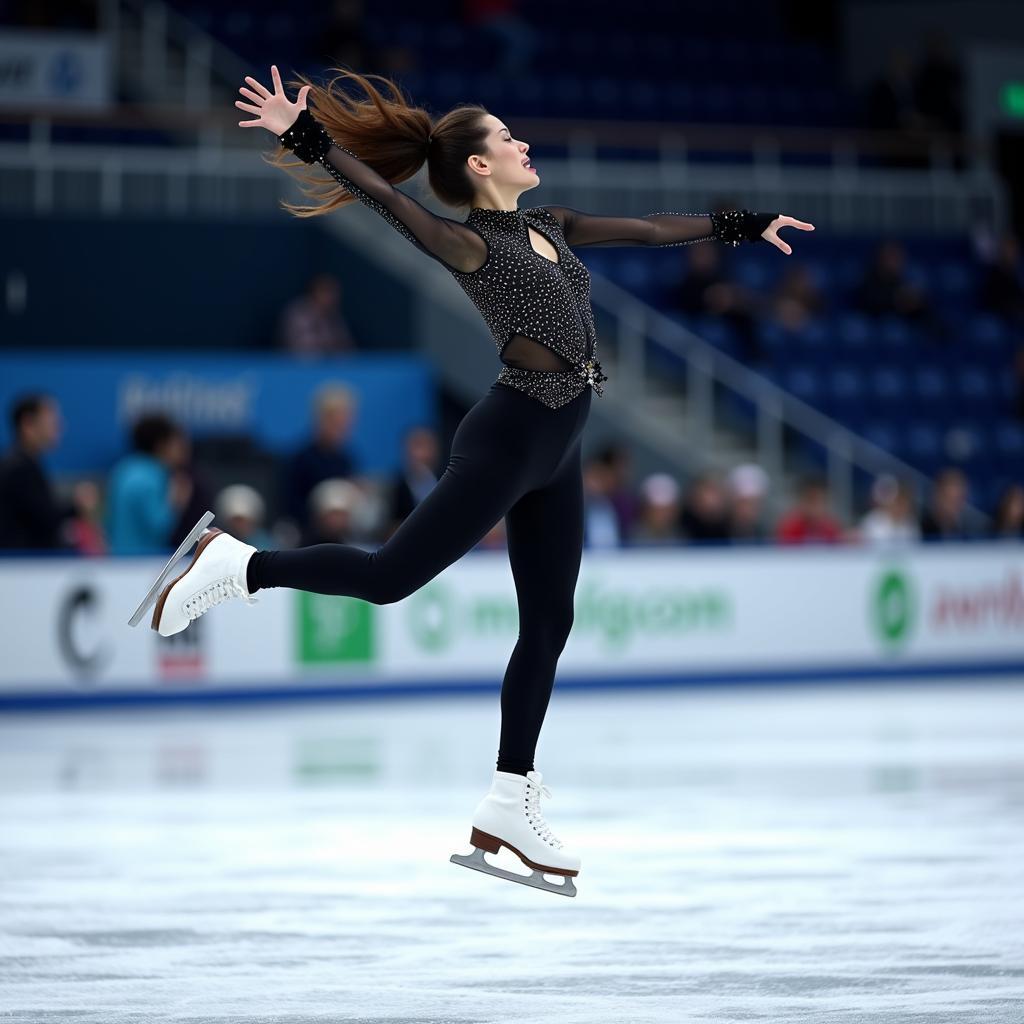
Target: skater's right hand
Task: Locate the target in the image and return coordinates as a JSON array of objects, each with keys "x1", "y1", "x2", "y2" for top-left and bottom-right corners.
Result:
[{"x1": 235, "y1": 64, "x2": 309, "y2": 137}]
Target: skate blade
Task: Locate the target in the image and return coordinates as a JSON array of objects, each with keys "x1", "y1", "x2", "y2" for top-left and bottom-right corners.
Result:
[
  {"x1": 450, "y1": 847, "x2": 577, "y2": 897},
  {"x1": 127, "y1": 511, "x2": 215, "y2": 627}
]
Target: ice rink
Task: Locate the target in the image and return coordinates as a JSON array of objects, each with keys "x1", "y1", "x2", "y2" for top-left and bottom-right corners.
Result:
[{"x1": 2, "y1": 678, "x2": 1023, "y2": 1023}]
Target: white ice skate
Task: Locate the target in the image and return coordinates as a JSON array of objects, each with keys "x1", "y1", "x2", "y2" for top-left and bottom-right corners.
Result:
[
  {"x1": 129, "y1": 513, "x2": 258, "y2": 637},
  {"x1": 450, "y1": 769, "x2": 580, "y2": 897}
]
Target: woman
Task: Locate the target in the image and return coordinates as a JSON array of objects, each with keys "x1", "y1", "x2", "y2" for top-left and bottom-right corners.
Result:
[{"x1": 135, "y1": 64, "x2": 813, "y2": 896}]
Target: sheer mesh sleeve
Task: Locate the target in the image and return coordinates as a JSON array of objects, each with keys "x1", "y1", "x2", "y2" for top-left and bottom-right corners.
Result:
[
  {"x1": 539, "y1": 205, "x2": 777, "y2": 248},
  {"x1": 278, "y1": 108, "x2": 488, "y2": 275}
]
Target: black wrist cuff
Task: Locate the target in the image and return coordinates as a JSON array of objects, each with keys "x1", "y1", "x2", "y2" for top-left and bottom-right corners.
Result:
[
  {"x1": 278, "y1": 107, "x2": 333, "y2": 164},
  {"x1": 711, "y1": 209, "x2": 779, "y2": 246}
]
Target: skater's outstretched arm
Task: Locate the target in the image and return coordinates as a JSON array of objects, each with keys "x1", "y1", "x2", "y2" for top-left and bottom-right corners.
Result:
[
  {"x1": 237, "y1": 66, "x2": 488, "y2": 275},
  {"x1": 540, "y1": 206, "x2": 814, "y2": 255}
]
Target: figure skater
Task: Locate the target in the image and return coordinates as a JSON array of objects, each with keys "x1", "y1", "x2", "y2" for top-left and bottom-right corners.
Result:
[{"x1": 131, "y1": 64, "x2": 814, "y2": 896}]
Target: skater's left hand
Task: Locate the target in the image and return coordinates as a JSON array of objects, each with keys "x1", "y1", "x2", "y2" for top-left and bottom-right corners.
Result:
[
  {"x1": 235, "y1": 64, "x2": 309, "y2": 137},
  {"x1": 762, "y1": 215, "x2": 815, "y2": 255}
]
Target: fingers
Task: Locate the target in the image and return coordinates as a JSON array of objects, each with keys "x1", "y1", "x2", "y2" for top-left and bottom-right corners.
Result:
[
  {"x1": 235, "y1": 99, "x2": 262, "y2": 115},
  {"x1": 298, "y1": 85, "x2": 310, "y2": 109},
  {"x1": 238, "y1": 86, "x2": 263, "y2": 104},
  {"x1": 238, "y1": 119, "x2": 262, "y2": 128},
  {"x1": 271, "y1": 64, "x2": 282, "y2": 93},
  {"x1": 244, "y1": 75, "x2": 271, "y2": 99}
]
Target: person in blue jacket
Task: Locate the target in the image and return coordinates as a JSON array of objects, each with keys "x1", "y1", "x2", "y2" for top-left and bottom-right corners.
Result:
[{"x1": 106, "y1": 413, "x2": 192, "y2": 555}]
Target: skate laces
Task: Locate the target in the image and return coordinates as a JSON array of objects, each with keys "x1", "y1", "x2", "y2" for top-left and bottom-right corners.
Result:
[
  {"x1": 524, "y1": 775, "x2": 562, "y2": 849},
  {"x1": 182, "y1": 577, "x2": 252, "y2": 621}
]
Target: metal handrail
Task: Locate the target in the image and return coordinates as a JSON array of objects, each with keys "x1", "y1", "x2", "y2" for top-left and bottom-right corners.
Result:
[{"x1": 590, "y1": 272, "x2": 991, "y2": 527}]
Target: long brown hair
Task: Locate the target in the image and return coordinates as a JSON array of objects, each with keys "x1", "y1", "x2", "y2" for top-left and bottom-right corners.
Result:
[{"x1": 265, "y1": 67, "x2": 492, "y2": 217}]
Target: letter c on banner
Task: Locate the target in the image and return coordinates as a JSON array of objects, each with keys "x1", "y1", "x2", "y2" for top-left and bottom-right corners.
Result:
[{"x1": 57, "y1": 584, "x2": 113, "y2": 679}]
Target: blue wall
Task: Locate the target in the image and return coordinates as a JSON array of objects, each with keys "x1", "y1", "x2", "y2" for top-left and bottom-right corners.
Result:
[
  {"x1": 0, "y1": 351, "x2": 437, "y2": 475},
  {"x1": 0, "y1": 216, "x2": 414, "y2": 351}
]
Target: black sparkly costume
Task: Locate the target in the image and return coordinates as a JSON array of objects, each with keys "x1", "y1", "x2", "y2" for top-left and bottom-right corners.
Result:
[
  {"x1": 273, "y1": 107, "x2": 776, "y2": 409},
  {"x1": 248, "y1": 107, "x2": 775, "y2": 775}
]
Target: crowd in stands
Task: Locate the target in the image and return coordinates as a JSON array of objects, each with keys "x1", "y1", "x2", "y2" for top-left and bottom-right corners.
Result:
[
  {"x1": 1, "y1": 387, "x2": 1020, "y2": 560},
  {"x1": 675, "y1": 228, "x2": 1024, "y2": 356}
]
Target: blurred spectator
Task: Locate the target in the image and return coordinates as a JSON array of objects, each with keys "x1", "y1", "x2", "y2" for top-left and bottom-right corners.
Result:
[
  {"x1": 858, "y1": 474, "x2": 920, "y2": 545},
  {"x1": 583, "y1": 456, "x2": 622, "y2": 549},
  {"x1": 278, "y1": 274, "x2": 357, "y2": 357},
  {"x1": 771, "y1": 263, "x2": 825, "y2": 331},
  {"x1": 630, "y1": 473, "x2": 683, "y2": 546},
  {"x1": 864, "y1": 49, "x2": 925, "y2": 134},
  {"x1": 65, "y1": 480, "x2": 107, "y2": 556},
  {"x1": 919, "y1": 467, "x2": 974, "y2": 541},
  {"x1": 913, "y1": 28, "x2": 964, "y2": 137},
  {"x1": 727, "y1": 463, "x2": 770, "y2": 543},
  {"x1": 862, "y1": 48, "x2": 931, "y2": 169},
  {"x1": 106, "y1": 414, "x2": 192, "y2": 555},
  {"x1": 679, "y1": 473, "x2": 730, "y2": 544},
  {"x1": 990, "y1": 483, "x2": 1024, "y2": 540},
  {"x1": 776, "y1": 476, "x2": 843, "y2": 544},
  {"x1": 0, "y1": 393, "x2": 68, "y2": 550},
  {"x1": 854, "y1": 240, "x2": 931, "y2": 322},
  {"x1": 285, "y1": 384, "x2": 360, "y2": 532},
  {"x1": 215, "y1": 484, "x2": 274, "y2": 550},
  {"x1": 385, "y1": 426, "x2": 440, "y2": 538},
  {"x1": 675, "y1": 244, "x2": 760, "y2": 363},
  {"x1": 979, "y1": 234, "x2": 1024, "y2": 327},
  {"x1": 167, "y1": 449, "x2": 215, "y2": 553},
  {"x1": 302, "y1": 478, "x2": 364, "y2": 546},
  {"x1": 595, "y1": 442, "x2": 639, "y2": 540}
]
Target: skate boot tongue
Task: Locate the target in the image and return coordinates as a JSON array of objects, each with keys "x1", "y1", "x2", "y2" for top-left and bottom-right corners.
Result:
[{"x1": 525, "y1": 770, "x2": 550, "y2": 799}]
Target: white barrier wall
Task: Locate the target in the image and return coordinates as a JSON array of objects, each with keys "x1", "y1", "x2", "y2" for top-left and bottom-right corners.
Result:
[{"x1": 1, "y1": 545, "x2": 1022, "y2": 704}]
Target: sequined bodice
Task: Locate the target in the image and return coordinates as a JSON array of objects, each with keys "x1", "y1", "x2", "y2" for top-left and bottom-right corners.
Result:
[{"x1": 453, "y1": 206, "x2": 603, "y2": 408}]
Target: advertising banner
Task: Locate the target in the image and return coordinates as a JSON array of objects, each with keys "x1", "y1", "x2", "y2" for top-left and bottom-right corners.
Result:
[
  {"x1": 0, "y1": 544, "x2": 1021, "y2": 705},
  {"x1": 0, "y1": 30, "x2": 112, "y2": 110},
  {"x1": 0, "y1": 353, "x2": 437, "y2": 475}
]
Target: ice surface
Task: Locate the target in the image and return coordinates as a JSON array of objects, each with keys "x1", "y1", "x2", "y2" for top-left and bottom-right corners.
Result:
[{"x1": 1, "y1": 679, "x2": 1023, "y2": 1023}]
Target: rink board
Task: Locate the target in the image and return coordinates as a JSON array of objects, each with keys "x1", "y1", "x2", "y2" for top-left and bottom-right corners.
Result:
[{"x1": 0, "y1": 543, "x2": 1021, "y2": 706}]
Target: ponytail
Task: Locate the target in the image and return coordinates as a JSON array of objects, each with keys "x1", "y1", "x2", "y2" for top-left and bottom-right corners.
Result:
[{"x1": 266, "y1": 66, "x2": 492, "y2": 215}]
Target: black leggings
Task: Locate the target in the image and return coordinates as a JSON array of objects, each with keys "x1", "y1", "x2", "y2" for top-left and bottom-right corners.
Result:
[{"x1": 247, "y1": 380, "x2": 593, "y2": 774}]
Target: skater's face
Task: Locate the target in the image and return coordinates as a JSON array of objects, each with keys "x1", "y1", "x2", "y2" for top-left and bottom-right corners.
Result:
[{"x1": 468, "y1": 114, "x2": 539, "y2": 196}]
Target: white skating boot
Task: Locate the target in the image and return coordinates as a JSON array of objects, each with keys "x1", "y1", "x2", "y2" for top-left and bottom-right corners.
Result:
[
  {"x1": 450, "y1": 769, "x2": 580, "y2": 897},
  {"x1": 149, "y1": 525, "x2": 257, "y2": 637}
]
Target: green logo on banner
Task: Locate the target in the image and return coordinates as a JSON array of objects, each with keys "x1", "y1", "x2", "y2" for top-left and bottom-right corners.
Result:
[
  {"x1": 297, "y1": 592, "x2": 374, "y2": 664},
  {"x1": 873, "y1": 569, "x2": 914, "y2": 649},
  {"x1": 403, "y1": 577, "x2": 730, "y2": 653},
  {"x1": 407, "y1": 583, "x2": 455, "y2": 652}
]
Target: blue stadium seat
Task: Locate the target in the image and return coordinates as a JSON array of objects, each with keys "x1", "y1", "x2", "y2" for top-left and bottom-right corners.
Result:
[
  {"x1": 904, "y1": 422, "x2": 944, "y2": 472},
  {"x1": 955, "y1": 365, "x2": 995, "y2": 411},
  {"x1": 910, "y1": 365, "x2": 949, "y2": 414},
  {"x1": 876, "y1": 315, "x2": 913, "y2": 354},
  {"x1": 824, "y1": 365, "x2": 864, "y2": 418},
  {"x1": 783, "y1": 366, "x2": 821, "y2": 407},
  {"x1": 994, "y1": 422, "x2": 1024, "y2": 464},
  {"x1": 694, "y1": 315, "x2": 738, "y2": 357},
  {"x1": 868, "y1": 365, "x2": 907, "y2": 414},
  {"x1": 862, "y1": 421, "x2": 899, "y2": 455},
  {"x1": 836, "y1": 312, "x2": 872, "y2": 352},
  {"x1": 968, "y1": 313, "x2": 1008, "y2": 353}
]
